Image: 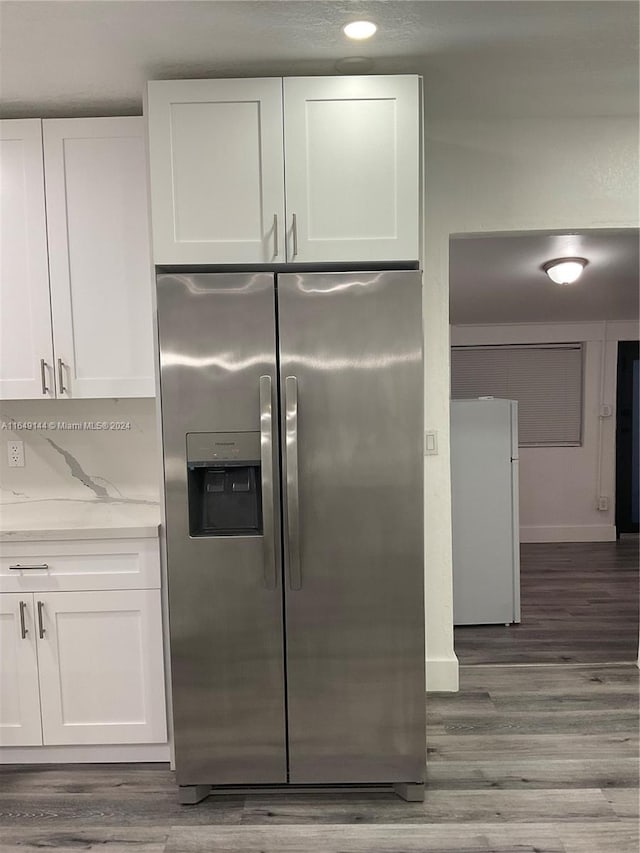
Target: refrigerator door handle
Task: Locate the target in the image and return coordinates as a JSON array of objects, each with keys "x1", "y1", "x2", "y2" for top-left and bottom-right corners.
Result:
[
  {"x1": 285, "y1": 375, "x2": 301, "y2": 590},
  {"x1": 259, "y1": 375, "x2": 277, "y2": 590}
]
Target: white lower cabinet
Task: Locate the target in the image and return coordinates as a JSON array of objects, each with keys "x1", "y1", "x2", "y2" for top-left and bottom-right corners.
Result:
[
  {"x1": 37, "y1": 590, "x2": 166, "y2": 745},
  {"x1": 0, "y1": 594, "x2": 42, "y2": 746},
  {"x1": 0, "y1": 539, "x2": 167, "y2": 753}
]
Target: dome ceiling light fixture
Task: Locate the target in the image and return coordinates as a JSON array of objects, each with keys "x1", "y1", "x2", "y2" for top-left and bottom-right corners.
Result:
[
  {"x1": 343, "y1": 20, "x2": 377, "y2": 40},
  {"x1": 542, "y1": 257, "x2": 589, "y2": 285}
]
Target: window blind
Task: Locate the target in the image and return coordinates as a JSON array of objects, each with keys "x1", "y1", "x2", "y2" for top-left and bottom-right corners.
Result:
[{"x1": 451, "y1": 343, "x2": 583, "y2": 446}]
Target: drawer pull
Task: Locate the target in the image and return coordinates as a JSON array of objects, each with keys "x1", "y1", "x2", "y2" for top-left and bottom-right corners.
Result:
[{"x1": 9, "y1": 564, "x2": 49, "y2": 571}]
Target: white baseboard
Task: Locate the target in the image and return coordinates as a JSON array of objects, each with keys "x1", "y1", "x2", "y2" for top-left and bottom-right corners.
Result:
[
  {"x1": 0, "y1": 742, "x2": 170, "y2": 765},
  {"x1": 520, "y1": 524, "x2": 616, "y2": 543},
  {"x1": 426, "y1": 655, "x2": 459, "y2": 692}
]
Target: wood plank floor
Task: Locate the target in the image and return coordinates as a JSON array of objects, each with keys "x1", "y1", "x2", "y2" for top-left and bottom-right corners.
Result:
[
  {"x1": 454, "y1": 539, "x2": 639, "y2": 665},
  {"x1": 1, "y1": 541, "x2": 637, "y2": 851},
  {"x1": 0, "y1": 663, "x2": 637, "y2": 852}
]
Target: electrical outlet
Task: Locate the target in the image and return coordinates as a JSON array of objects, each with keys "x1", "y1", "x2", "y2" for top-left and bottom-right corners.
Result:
[
  {"x1": 597, "y1": 495, "x2": 609, "y2": 511},
  {"x1": 7, "y1": 440, "x2": 25, "y2": 468}
]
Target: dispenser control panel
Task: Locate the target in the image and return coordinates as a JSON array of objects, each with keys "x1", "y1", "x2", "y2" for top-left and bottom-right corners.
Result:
[{"x1": 186, "y1": 431, "x2": 260, "y2": 464}]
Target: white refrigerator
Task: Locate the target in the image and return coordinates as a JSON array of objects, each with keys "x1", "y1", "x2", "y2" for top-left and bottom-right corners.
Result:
[{"x1": 450, "y1": 398, "x2": 521, "y2": 626}]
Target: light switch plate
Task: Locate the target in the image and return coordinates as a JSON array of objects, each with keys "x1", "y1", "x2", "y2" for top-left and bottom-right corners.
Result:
[{"x1": 424, "y1": 430, "x2": 438, "y2": 456}]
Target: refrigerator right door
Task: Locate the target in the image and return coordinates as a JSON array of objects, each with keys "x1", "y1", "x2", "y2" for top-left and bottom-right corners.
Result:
[{"x1": 277, "y1": 270, "x2": 425, "y2": 784}]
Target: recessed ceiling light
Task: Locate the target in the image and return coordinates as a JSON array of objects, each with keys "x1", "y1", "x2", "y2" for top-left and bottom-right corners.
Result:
[
  {"x1": 542, "y1": 257, "x2": 588, "y2": 285},
  {"x1": 343, "y1": 20, "x2": 377, "y2": 40}
]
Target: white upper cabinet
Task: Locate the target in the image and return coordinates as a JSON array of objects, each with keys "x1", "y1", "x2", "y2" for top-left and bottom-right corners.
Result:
[
  {"x1": 283, "y1": 76, "x2": 420, "y2": 263},
  {"x1": 146, "y1": 75, "x2": 421, "y2": 265},
  {"x1": 0, "y1": 120, "x2": 55, "y2": 399},
  {"x1": 43, "y1": 118, "x2": 155, "y2": 398},
  {"x1": 0, "y1": 117, "x2": 155, "y2": 401},
  {"x1": 147, "y1": 79, "x2": 286, "y2": 265}
]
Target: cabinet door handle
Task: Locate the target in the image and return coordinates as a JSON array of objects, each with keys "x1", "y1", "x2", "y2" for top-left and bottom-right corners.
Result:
[
  {"x1": 40, "y1": 359, "x2": 49, "y2": 395},
  {"x1": 19, "y1": 601, "x2": 28, "y2": 639},
  {"x1": 273, "y1": 213, "x2": 279, "y2": 258},
  {"x1": 9, "y1": 563, "x2": 49, "y2": 570},
  {"x1": 37, "y1": 600, "x2": 46, "y2": 639},
  {"x1": 292, "y1": 213, "x2": 298, "y2": 258},
  {"x1": 57, "y1": 358, "x2": 66, "y2": 394}
]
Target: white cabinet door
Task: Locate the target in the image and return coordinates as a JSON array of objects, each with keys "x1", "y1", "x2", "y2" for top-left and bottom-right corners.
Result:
[
  {"x1": 43, "y1": 118, "x2": 155, "y2": 399},
  {"x1": 0, "y1": 594, "x2": 43, "y2": 746},
  {"x1": 147, "y1": 78, "x2": 285, "y2": 265},
  {"x1": 36, "y1": 589, "x2": 166, "y2": 745},
  {"x1": 283, "y1": 76, "x2": 421, "y2": 263},
  {"x1": 0, "y1": 120, "x2": 55, "y2": 399}
]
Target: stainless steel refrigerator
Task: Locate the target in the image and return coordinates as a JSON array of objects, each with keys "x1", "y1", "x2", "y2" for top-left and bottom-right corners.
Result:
[{"x1": 156, "y1": 270, "x2": 425, "y2": 803}]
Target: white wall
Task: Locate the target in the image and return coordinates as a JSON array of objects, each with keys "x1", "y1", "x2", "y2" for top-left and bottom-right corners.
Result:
[
  {"x1": 451, "y1": 321, "x2": 639, "y2": 543},
  {"x1": 423, "y1": 115, "x2": 639, "y2": 691}
]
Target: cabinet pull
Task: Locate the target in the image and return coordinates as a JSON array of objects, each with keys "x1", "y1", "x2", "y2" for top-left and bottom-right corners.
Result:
[
  {"x1": 40, "y1": 359, "x2": 49, "y2": 395},
  {"x1": 19, "y1": 601, "x2": 28, "y2": 639},
  {"x1": 37, "y1": 600, "x2": 46, "y2": 639},
  {"x1": 9, "y1": 564, "x2": 49, "y2": 571},
  {"x1": 273, "y1": 213, "x2": 279, "y2": 258},
  {"x1": 57, "y1": 358, "x2": 66, "y2": 394},
  {"x1": 292, "y1": 213, "x2": 298, "y2": 258}
]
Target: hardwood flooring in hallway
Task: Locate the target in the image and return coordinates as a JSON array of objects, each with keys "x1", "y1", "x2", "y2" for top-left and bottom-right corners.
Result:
[{"x1": 454, "y1": 539, "x2": 639, "y2": 665}]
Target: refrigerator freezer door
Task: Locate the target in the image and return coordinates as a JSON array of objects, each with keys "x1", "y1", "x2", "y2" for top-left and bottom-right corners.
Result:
[
  {"x1": 278, "y1": 270, "x2": 425, "y2": 784},
  {"x1": 451, "y1": 398, "x2": 517, "y2": 625},
  {"x1": 157, "y1": 272, "x2": 287, "y2": 784}
]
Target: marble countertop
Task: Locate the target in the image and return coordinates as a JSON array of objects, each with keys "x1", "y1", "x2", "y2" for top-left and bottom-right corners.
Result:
[{"x1": 0, "y1": 499, "x2": 161, "y2": 542}]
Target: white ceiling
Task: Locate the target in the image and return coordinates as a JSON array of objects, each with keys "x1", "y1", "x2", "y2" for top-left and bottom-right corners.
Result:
[
  {"x1": 450, "y1": 229, "x2": 639, "y2": 325},
  {"x1": 0, "y1": 1, "x2": 637, "y2": 119},
  {"x1": 2, "y1": 3, "x2": 637, "y2": 327}
]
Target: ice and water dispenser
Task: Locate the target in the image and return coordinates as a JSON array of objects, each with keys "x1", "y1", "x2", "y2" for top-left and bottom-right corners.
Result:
[{"x1": 186, "y1": 433, "x2": 262, "y2": 537}]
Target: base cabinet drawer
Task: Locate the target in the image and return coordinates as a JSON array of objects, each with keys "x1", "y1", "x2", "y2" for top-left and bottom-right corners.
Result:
[
  {"x1": 0, "y1": 538, "x2": 161, "y2": 593},
  {"x1": 0, "y1": 589, "x2": 166, "y2": 748}
]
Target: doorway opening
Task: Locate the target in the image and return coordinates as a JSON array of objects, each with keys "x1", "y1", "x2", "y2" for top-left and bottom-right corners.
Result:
[
  {"x1": 616, "y1": 340, "x2": 639, "y2": 535},
  {"x1": 449, "y1": 228, "x2": 639, "y2": 666}
]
